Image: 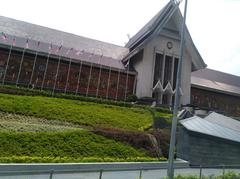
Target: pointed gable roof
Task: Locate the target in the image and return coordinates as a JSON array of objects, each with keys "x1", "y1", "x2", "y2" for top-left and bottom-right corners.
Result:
[
  {"x1": 125, "y1": 1, "x2": 178, "y2": 50},
  {"x1": 124, "y1": 0, "x2": 206, "y2": 71}
]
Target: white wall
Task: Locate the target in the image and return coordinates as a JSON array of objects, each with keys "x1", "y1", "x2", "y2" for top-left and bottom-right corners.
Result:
[{"x1": 134, "y1": 34, "x2": 192, "y2": 105}]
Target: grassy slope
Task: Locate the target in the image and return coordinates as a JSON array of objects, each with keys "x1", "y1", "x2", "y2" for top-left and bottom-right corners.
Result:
[
  {"x1": 0, "y1": 93, "x2": 155, "y2": 130},
  {"x1": 0, "y1": 92, "x2": 171, "y2": 162}
]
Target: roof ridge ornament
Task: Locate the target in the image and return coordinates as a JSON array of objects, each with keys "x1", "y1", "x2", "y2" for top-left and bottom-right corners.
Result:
[
  {"x1": 173, "y1": 87, "x2": 183, "y2": 96},
  {"x1": 163, "y1": 82, "x2": 174, "y2": 94},
  {"x1": 153, "y1": 80, "x2": 164, "y2": 93}
]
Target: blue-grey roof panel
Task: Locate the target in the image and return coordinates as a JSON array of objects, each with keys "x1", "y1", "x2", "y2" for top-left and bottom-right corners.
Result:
[
  {"x1": 180, "y1": 116, "x2": 240, "y2": 143},
  {"x1": 204, "y1": 112, "x2": 240, "y2": 133}
]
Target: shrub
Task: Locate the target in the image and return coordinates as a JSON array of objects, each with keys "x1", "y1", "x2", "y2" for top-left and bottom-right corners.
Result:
[
  {"x1": 92, "y1": 127, "x2": 170, "y2": 158},
  {"x1": 0, "y1": 93, "x2": 155, "y2": 130},
  {"x1": 126, "y1": 94, "x2": 138, "y2": 102},
  {"x1": 163, "y1": 172, "x2": 240, "y2": 179},
  {"x1": 0, "y1": 130, "x2": 151, "y2": 161}
]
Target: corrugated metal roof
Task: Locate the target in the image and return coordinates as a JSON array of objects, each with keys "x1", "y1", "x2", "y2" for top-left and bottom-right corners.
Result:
[
  {"x1": 204, "y1": 112, "x2": 240, "y2": 133},
  {"x1": 180, "y1": 116, "x2": 240, "y2": 143},
  {"x1": 191, "y1": 76, "x2": 240, "y2": 97},
  {"x1": 0, "y1": 15, "x2": 129, "y2": 62}
]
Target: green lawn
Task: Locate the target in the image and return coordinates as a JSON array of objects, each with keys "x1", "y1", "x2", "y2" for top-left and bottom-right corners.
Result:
[
  {"x1": 0, "y1": 130, "x2": 159, "y2": 163},
  {"x1": 0, "y1": 93, "x2": 154, "y2": 130}
]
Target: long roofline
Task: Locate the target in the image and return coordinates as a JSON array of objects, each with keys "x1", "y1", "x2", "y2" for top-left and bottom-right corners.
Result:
[
  {"x1": 0, "y1": 15, "x2": 129, "y2": 60},
  {"x1": 0, "y1": 33, "x2": 137, "y2": 74}
]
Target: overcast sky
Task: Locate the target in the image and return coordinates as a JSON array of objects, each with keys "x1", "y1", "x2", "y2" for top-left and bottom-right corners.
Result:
[{"x1": 0, "y1": 0, "x2": 240, "y2": 75}]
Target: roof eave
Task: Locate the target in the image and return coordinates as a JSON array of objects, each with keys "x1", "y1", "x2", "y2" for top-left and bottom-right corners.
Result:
[{"x1": 191, "y1": 83, "x2": 240, "y2": 97}]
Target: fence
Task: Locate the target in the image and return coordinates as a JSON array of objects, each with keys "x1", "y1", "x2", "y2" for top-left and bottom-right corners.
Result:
[{"x1": 0, "y1": 163, "x2": 239, "y2": 179}]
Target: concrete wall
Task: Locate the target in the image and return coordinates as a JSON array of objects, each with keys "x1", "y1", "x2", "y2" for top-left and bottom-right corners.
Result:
[
  {"x1": 134, "y1": 34, "x2": 192, "y2": 105},
  {"x1": 177, "y1": 127, "x2": 190, "y2": 161},
  {"x1": 177, "y1": 128, "x2": 240, "y2": 166}
]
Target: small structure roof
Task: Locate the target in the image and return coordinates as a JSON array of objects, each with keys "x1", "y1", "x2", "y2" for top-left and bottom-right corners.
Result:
[
  {"x1": 204, "y1": 112, "x2": 240, "y2": 133},
  {"x1": 180, "y1": 115, "x2": 240, "y2": 143},
  {"x1": 191, "y1": 68, "x2": 240, "y2": 96}
]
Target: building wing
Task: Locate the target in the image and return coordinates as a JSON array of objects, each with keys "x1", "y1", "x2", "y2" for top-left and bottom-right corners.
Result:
[{"x1": 191, "y1": 68, "x2": 240, "y2": 96}]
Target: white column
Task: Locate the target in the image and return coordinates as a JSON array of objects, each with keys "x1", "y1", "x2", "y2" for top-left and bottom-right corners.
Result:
[
  {"x1": 115, "y1": 69, "x2": 121, "y2": 100},
  {"x1": 2, "y1": 37, "x2": 14, "y2": 85},
  {"x1": 124, "y1": 60, "x2": 130, "y2": 102},
  {"x1": 96, "y1": 54, "x2": 103, "y2": 98},
  {"x1": 41, "y1": 44, "x2": 52, "y2": 90},
  {"x1": 16, "y1": 49, "x2": 26, "y2": 86},
  {"x1": 52, "y1": 50, "x2": 62, "y2": 95},
  {"x1": 106, "y1": 66, "x2": 111, "y2": 99},
  {"x1": 28, "y1": 41, "x2": 40, "y2": 88},
  {"x1": 75, "y1": 61, "x2": 82, "y2": 95}
]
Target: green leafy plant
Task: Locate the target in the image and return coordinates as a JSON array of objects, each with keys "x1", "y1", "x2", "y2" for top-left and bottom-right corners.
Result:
[
  {"x1": 0, "y1": 130, "x2": 158, "y2": 162},
  {"x1": 0, "y1": 93, "x2": 159, "y2": 130}
]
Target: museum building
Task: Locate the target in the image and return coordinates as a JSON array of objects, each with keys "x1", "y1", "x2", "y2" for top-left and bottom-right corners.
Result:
[{"x1": 1, "y1": 0, "x2": 239, "y2": 116}]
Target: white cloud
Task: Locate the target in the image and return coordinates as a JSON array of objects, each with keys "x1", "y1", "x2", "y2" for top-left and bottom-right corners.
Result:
[{"x1": 187, "y1": 0, "x2": 240, "y2": 75}]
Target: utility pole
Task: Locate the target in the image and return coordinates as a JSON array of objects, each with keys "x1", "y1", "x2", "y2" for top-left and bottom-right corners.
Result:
[{"x1": 167, "y1": 0, "x2": 188, "y2": 178}]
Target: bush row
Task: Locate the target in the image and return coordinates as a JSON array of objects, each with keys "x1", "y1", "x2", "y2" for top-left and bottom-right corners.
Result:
[
  {"x1": 0, "y1": 85, "x2": 171, "y2": 114},
  {"x1": 0, "y1": 156, "x2": 161, "y2": 163},
  {"x1": 167, "y1": 172, "x2": 240, "y2": 179}
]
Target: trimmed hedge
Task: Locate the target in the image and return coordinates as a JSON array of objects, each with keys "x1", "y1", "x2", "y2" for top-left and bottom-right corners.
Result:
[
  {"x1": 0, "y1": 93, "x2": 155, "y2": 130},
  {"x1": 0, "y1": 85, "x2": 171, "y2": 113},
  {"x1": 164, "y1": 172, "x2": 240, "y2": 179},
  {"x1": 0, "y1": 156, "x2": 161, "y2": 163},
  {"x1": 0, "y1": 130, "x2": 151, "y2": 161}
]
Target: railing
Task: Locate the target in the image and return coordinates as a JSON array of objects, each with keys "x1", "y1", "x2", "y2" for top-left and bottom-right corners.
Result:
[{"x1": 0, "y1": 163, "x2": 239, "y2": 179}]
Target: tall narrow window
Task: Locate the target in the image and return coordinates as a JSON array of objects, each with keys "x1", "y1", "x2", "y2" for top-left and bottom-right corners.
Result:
[
  {"x1": 153, "y1": 53, "x2": 178, "y2": 106},
  {"x1": 173, "y1": 58, "x2": 179, "y2": 90},
  {"x1": 163, "y1": 55, "x2": 173, "y2": 86},
  {"x1": 153, "y1": 53, "x2": 164, "y2": 86}
]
